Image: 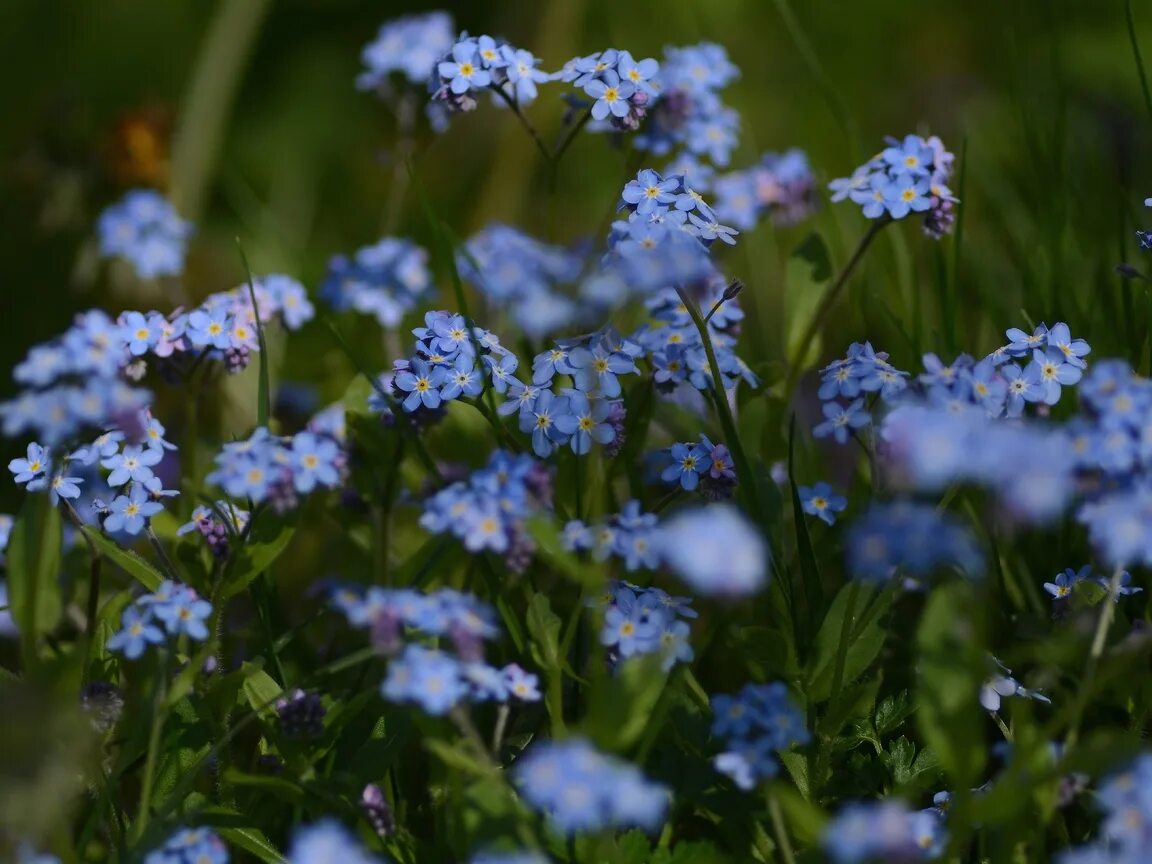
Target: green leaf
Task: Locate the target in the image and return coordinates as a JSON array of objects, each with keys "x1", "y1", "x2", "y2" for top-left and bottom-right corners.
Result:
[
  {"x1": 806, "y1": 583, "x2": 889, "y2": 702},
  {"x1": 223, "y1": 510, "x2": 296, "y2": 599},
  {"x1": 199, "y1": 807, "x2": 287, "y2": 864},
  {"x1": 586, "y1": 654, "x2": 669, "y2": 751},
  {"x1": 768, "y1": 781, "x2": 827, "y2": 844},
  {"x1": 784, "y1": 232, "x2": 832, "y2": 369},
  {"x1": 525, "y1": 592, "x2": 563, "y2": 672},
  {"x1": 425, "y1": 738, "x2": 495, "y2": 777},
  {"x1": 787, "y1": 413, "x2": 822, "y2": 655},
  {"x1": 7, "y1": 494, "x2": 63, "y2": 666},
  {"x1": 241, "y1": 661, "x2": 283, "y2": 718},
  {"x1": 875, "y1": 690, "x2": 914, "y2": 737},
  {"x1": 916, "y1": 581, "x2": 988, "y2": 789},
  {"x1": 80, "y1": 526, "x2": 163, "y2": 591},
  {"x1": 526, "y1": 516, "x2": 602, "y2": 589}
]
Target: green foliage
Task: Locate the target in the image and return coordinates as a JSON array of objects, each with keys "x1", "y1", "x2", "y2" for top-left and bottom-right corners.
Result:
[{"x1": 7, "y1": 494, "x2": 63, "y2": 667}]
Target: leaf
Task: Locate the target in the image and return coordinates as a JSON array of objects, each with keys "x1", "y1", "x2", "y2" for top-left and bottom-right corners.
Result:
[
  {"x1": 241, "y1": 661, "x2": 283, "y2": 718},
  {"x1": 768, "y1": 781, "x2": 827, "y2": 844},
  {"x1": 784, "y1": 232, "x2": 832, "y2": 369},
  {"x1": 916, "y1": 581, "x2": 988, "y2": 789},
  {"x1": 882, "y1": 736, "x2": 916, "y2": 784},
  {"x1": 425, "y1": 739, "x2": 494, "y2": 777},
  {"x1": 6, "y1": 494, "x2": 63, "y2": 666},
  {"x1": 586, "y1": 654, "x2": 669, "y2": 751},
  {"x1": 875, "y1": 690, "x2": 914, "y2": 737},
  {"x1": 200, "y1": 807, "x2": 287, "y2": 864},
  {"x1": 526, "y1": 516, "x2": 602, "y2": 589},
  {"x1": 525, "y1": 592, "x2": 563, "y2": 671},
  {"x1": 223, "y1": 510, "x2": 297, "y2": 598},
  {"x1": 81, "y1": 526, "x2": 163, "y2": 592},
  {"x1": 806, "y1": 583, "x2": 890, "y2": 702},
  {"x1": 778, "y1": 749, "x2": 810, "y2": 800}
]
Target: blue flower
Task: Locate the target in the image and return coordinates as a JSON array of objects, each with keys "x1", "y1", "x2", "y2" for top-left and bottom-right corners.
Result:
[
  {"x1": 600, "y1": 604, "x2": 661, "y2": 657},
  {"x1": 584, "y1": 70, "x2": 636, "y2": 121},
  {"x1": 661, "y1": 441, "x2": 710, "y2": 490},
  {"x1": 120, "y1": 311, "x2": 160, "y2": 356},
  {"x1": 657, "y1": 504, "x2": 767, "y2": 596},
  {"x1": 186, "y1": 308, "x2": 233, "y2": 351},
  {"x1": 519, "y1": 389, "x2": 571, "y2": 458},
  {"x1": 287, "y1": 819, "x2": 383, "y2": 864},
  {"x1": 97, "y1": 190, "x2": 192, "y2": 279},
  {"x1": 382, "y1": 645, "x2": 468, "y2": 715},
  {"x1": 621, "y1": 169, "x2": 680, "y2": 215},
  {"x1": 439, "y1": 355, "x2": 484, "y2": 401},
  {"x1": 143, "y1": 828, "x2": 228, "y2": 864},
  {"x1": 553, "y1": 392, "x2": 615, "y2": 455},
  {"x1": 1001, "y1": 361, "x2": 1043, "y2": 416},
  {"x1": 102, "y1": 444, "x2": 163, "y2": 487},
  {"x1": 395, "y1": 358, "x2": 448, "y2": 412},
  {"x1": 514, "y1": 738, "x2": 668, "y2": 835},
  {"x1": 1044, "y1": 566, "x2": 1091, "y2": 600},
  {"x1": 799, "y1": 482, "x2": 847, "y2": 526},
  {"x1": 107, "y1": 606, "x2": 165, "y2": 659},
  {"x1": 104, "y1": 485, "x2": 164, "y2": 535},
  {"x1": 1028, "y1": 347, "x2": 1083, "y2": 405},
  {"x1": 500, "y1": 45, "x2": 549, "y2": 104},
  {"x1": 881, "y1": 134, "x2": 934, "y2": 178},
  {"x1": 291, "y1": 432, "x2": 341, "y2": 494},
  {"x1": 357, "y1": 12, "x2": 454, "y2": 90},
  {"x1": 49, "y1": 471, "x2": 83, "y2": 506},
  {"x1": 9, "y1": 442, "x2": 49, "y2": 489},
  {"x1": 152, "y1": 585, "x2": 212, "y2": 640},
  {"x1": 439, "y1": 41, "x2": 491, "y2": 94},
  {"x1": 813, "y1": 399, "x2": 870, "y2": 444},
  {"x1": 616, "y1": 50, "x2": 660, "y2": 95},
  {"x1": 883, "y1": 173, "x2": 932, "y2": 218}
]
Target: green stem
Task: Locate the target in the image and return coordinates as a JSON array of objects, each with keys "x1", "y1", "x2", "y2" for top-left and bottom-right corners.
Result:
[
  {"x1": 782, "y1": 219, "x2": 888, "y2": 408},
  {"x1": 132, "y1": 648, "x2": 170, "y2": 843},
  {"x1": 551, "y1": 107, "x2": 594, "y2": 168},
  {"x1": 1126, "y1": 0, "x2": 1152, "y2": 123},
  {"x1": 815, "y1": 581, "x2": 862, "y2": 791},
  {"x1": 1064, "y1": 565, "x2": 1124, "y2": 751},
  {"x1": 490, "y1": 84, "x2": 551, "y2": 162},
  {"x1": 675, "y1": 287, "x2": 765, "y2": 524},
  {"x1": 766, "y1": 790, "x2": 797, "y2": 864}
]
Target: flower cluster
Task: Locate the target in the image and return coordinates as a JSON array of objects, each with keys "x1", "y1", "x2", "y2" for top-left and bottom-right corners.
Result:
[
  {"x1": 638, "y1": 42, "x2": 740, "y2": 167},
  {"x1": 513, "y1": 738, "x2": 668, "y2": 835},
  {"x1": 176, "y1": 502, "x2": 250, "y2": 561},
  {"x1": 357, "y1": 11, "x2": 454, "y2": 91},
  {"x1": 143, "y1": 827, "x2": 227, "y2": 864},
  {"x1": 846, "y1": 502, "x2": 983, "y2": 584},
  {"x1": 712, "y1": 149, "x2": 818, "y2": 230},
  {"x1": 458, "y1": 224, "x2": 582, "y2": 339},
  {"x1": 108, "y1": 581, "x2": 212, "y2": 659},
  {"x1": 628, "y1": 282, "x2": 758, "y2": 397},
  {"x1": 2, "y1": 309, "x2": 152, "y2": 445},
  {"x1": 320, "y1": 237, "x2": 432, "y2": 329},
  {"x1": 431, "y1": 34, "x2": 548, "y2": 114},
  {"x1": 332, "y1": 586, "x2": 541, "y2": 715},
  {"x1": 654, "y1": 433, "x2": 736, "y2": 498},
  {"x1": 205, "y1": 427, "x2": 345, "y2": 512},
  {"x1": 97, "y1": 189, "x2": 193, "y2": 279},
  {"x1": 830, "y1": 133, "x2": 957, "y2": 237},
  {"x1": 617, "y1": 168, "x2": 738, "y2": 247},
  {"x1": 593, "y1": 580, "x2": 696, "y2": 670},
  {"x1": 822, "y1": 799, "x2": 947, "y2": 863},
  {"x1": 1043, "y1": 565, "x2": 1141, "y2": 604},
  {"x1": 555, "y1": 48, "x2": 659, "y2": 131},
  {"x1": 564, "y1": 500, "x2": 660, "y2": 572},
  {"x1": 710, "y1": 682, "x2": 809, "y2": 790},
  {"x1": 1057, "y1": 753, "x2": 1152, "y2": 862},
  {"x1": 419, "y1": 449, "x2": 552, "y2": 570}
]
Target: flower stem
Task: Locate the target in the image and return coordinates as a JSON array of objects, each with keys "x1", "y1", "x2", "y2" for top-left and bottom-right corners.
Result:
[
  {"x1": 1064, "y1": 565, "x2": 1125, "y2": 750},
  {"x1": 782, "y1": 218, "x2": 888, "y2": 408},
  {"x1": 675, "y1": 287, "x2": 765, "y2": 525},
  {"x1": 489, "y1": 84, "x2": 551, "y2": 162},
  {"x1": 551, "y1": 107, "x2": 594, "y2": 167},
  {"x1": 767, "y1": 789, "x2": 797, "y2": 864},
  {"x1": 131, "y1": 648, "x2": 170, "y2": 844}
]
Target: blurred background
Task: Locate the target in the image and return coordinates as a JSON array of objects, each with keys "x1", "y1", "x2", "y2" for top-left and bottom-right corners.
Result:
[{"x1": 1, "y1": 0, "x2": 1151, "y2": 516}]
